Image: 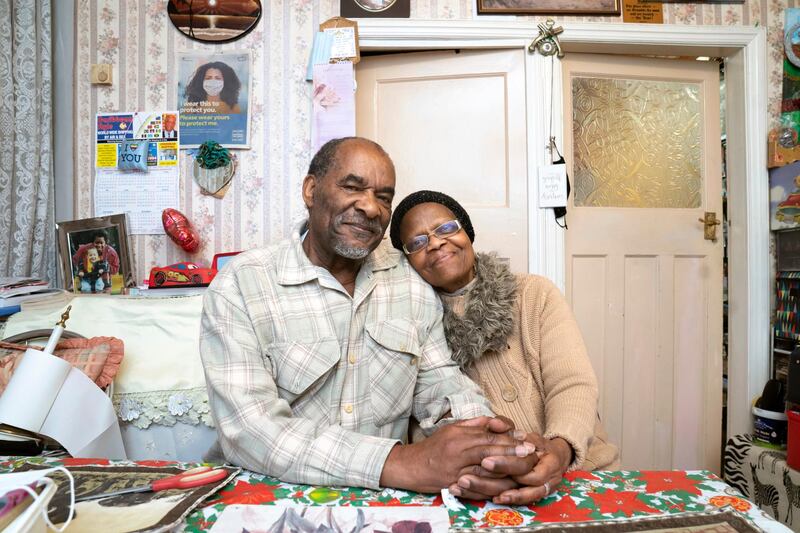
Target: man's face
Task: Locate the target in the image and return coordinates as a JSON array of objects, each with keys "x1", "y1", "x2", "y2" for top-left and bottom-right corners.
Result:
[
  {"x1": 304, "y1": 141, "x2": 396, "y2": 260},
  {"x1": 163, "y1": 114, "x2": 176, "y2": 131},
  {"x1": 93, "y1": 237, "x2": 106, "y2": 254}
]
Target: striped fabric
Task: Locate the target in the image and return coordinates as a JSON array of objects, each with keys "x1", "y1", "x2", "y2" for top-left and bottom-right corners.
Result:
[{"x1": 200, "y1": 221, "x2": 493, "y2": 489}]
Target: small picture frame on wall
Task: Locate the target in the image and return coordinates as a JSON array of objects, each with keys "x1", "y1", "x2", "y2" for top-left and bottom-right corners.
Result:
[
  {"x1": 340, "y1": 0, "x2": 410, "y2": 18},
  {"x1": 56, "y1": 214, "x2": 136, "y2": 295},
  {"x1": 477, "y1": 0, "x2": 620, "y2": 15}
]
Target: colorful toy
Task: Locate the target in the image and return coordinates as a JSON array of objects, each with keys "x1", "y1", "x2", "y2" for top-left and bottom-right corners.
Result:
[
  {"x1": 148, "y1": 262, "x2": 215, "y2": 288},
  {"x1": 162, "y1": 208, "x2": 200, "y2": 253},
  {"x1": 148, "y1": 252, "x2": 241, "y2": 288}
]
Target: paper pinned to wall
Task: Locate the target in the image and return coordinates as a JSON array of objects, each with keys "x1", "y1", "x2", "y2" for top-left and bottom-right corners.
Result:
[
  {"x1": 94, "y1": 169, "x2": 180, "y2": 234},
  {"x1": 312, "y1": 62, "x2": 355, "y2": 153},
  {"x1": 95, "y1": 111, "x2": 181, "y2": 235},
  {"x1": 96, "y1": 112, "x2": 179, "y2": 169}
]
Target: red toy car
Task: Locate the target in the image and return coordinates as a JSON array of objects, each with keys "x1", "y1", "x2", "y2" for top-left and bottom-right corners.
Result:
[
  {"x1": 148, "y1": 262, "x2": 215, "y2": 288},
  {"x1": 147, "y1": 252, "x2": 241, "y2": 288}
]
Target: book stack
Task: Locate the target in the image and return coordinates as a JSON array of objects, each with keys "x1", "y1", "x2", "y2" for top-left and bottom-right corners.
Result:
[{"x1": 0, "y1": 278, "x2": 63, "y2": 318}]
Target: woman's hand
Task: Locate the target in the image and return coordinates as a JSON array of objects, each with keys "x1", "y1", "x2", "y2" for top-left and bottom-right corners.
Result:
[
  {"x1": 491, "y1": 435, "x2": 573, "y2": 506},
  {"x1": 380, "y1": 416, "x2": 532, "y2": 495}
]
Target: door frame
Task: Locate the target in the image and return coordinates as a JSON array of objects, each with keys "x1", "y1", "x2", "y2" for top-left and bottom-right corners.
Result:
[{"x1": 357, "y1": 20, "x2": 767, "y2": 441}]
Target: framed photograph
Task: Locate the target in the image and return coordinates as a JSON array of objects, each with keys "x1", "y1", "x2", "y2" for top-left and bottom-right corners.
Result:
[
  {"x1": 340, "y1": 0, "x2": 410, "y2": 17},
  {"x1": 56, "y1": 214, "x2": 135, "y2": 295},
  {"x1": 477, "y1": 0, "x2": 619, "y2": 15}
]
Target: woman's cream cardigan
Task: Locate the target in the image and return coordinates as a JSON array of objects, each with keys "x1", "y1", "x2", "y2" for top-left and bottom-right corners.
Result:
[{"x1": 441, "y1": 274, "x2": 620, "y2": 471}]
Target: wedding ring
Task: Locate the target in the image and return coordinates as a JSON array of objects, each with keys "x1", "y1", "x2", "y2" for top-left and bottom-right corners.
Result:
[{"x1": 543, "y1": 481, "x2": 550, "y2": 495}]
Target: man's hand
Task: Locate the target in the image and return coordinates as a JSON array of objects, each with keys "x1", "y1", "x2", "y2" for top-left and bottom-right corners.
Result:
[
  {"x1": 448, "y1": 422, "x2": 544, "y2": 500},
  {"x1": 380, "y1": 416, "x2": 533, "y2": 495},
  {"x1": 491, "y1": 435, "x2": 574, "y2": 505}
]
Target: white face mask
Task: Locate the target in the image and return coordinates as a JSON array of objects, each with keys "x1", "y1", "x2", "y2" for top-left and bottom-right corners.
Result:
[{"x1": 203, "y1": 79, "x2": 224, "y2": 97}]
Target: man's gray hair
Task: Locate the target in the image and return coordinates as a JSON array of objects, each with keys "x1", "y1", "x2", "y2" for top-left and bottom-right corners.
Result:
[{"x1": 306, "y1": 137, "x2": 391, "y2": 179}]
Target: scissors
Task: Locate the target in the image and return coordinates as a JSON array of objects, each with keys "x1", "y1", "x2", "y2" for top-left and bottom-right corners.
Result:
[{"x1": 75, "y1": 466, "x2": 228, "y2": 502}]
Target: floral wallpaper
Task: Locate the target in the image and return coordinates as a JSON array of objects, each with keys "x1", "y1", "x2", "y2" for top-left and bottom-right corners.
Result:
[{"x1": 75, "y1": 0, "x2": 788, "y2": 282}]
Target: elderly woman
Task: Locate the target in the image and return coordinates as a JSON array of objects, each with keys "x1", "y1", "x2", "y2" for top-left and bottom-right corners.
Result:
[{"x1": 390, "y1": 190, "x2": 619, "y2": 505}]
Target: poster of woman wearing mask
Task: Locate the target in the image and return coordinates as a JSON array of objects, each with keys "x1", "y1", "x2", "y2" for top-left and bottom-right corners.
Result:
[{"x1": 177, "y1": 51, "x2": 251, "y2": 148}]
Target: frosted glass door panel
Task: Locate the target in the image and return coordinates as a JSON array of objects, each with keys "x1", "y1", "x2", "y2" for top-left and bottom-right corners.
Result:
[{"x1": 572, "y1": 77, "x2": 701, "y2": 208}]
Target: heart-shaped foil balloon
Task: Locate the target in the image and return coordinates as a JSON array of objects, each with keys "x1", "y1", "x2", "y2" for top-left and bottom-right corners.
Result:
[{"x1": 162, "y1": 208, "x2": 201, "y2": 253}]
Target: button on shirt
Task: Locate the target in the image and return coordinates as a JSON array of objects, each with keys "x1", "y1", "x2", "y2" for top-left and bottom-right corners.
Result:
[{"x1": 200, "y1": 221, "x2": 493, "y2": 489}]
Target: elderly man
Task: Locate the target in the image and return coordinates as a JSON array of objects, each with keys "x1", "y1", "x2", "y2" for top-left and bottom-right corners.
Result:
[{"x1": 200, "y1": 137, "x2": 536, "y2": 496}]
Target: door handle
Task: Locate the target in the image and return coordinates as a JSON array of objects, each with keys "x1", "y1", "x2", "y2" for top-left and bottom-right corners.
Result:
[{"x1": 698, "y1": 212, "x2": 721, "y2": 242}]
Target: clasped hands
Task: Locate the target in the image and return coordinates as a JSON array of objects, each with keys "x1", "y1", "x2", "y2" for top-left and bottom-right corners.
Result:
[{"x1": 381, "y1": 416, "x2": 572, "y2": 505}]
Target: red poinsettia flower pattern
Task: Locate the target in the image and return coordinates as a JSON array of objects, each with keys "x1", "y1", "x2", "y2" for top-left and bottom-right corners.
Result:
[
  {"x1": 533, "y1": 496, "x2": 595, "y2": 523},
  {"x1": 564, "y1": 471, "x2": 600, "y2": 482},
  {"x1": 589, "y1": 490, "x2": 660, "y2": 516},
  {"x1": 638, "y1": 471, "x2": 701, "y2": 495},
  {"x1": 206, "y1": 480, "x2": 277, "y2": 505}
]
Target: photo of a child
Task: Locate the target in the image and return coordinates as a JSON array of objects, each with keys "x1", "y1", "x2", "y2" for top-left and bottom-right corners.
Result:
[
  {"x1": 67, "y1": 228, "x2": 123, "y2": 294},
  {"x1": 57, "y1": 215, "x2": 135, "y2": 295}
]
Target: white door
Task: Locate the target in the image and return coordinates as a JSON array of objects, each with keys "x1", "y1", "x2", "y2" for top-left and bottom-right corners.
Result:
[
  {"x1": 563, "y1": 54, "x2": 723, "y2": 472},
  {"x1": 356, "y1": 50, "x2": 528, "y2": 271}
]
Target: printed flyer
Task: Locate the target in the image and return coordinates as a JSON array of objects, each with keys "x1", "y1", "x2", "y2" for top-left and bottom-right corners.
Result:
[{"x1": 177, "y1": 51, "x2": 251, "y2": 148}]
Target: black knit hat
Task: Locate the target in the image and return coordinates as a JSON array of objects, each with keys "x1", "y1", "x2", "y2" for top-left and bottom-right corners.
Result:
[{"x1": 390, "y1": 190, "x2": 475, "y2": 251}]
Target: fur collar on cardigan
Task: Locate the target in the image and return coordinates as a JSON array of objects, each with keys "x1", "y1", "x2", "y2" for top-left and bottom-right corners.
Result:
[{"x1": 441, "y1": 252, "x2": 518, "y2": 368}]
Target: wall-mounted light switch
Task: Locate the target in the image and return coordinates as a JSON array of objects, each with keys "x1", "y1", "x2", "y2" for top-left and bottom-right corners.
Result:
[{"x1": 90, "y1": 64, "x2": 112, "y2": 85}]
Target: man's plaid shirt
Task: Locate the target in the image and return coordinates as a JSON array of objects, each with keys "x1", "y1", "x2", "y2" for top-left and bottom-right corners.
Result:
[{"x1": 200, "y1": 223, "x2": 493, "y2": 489}]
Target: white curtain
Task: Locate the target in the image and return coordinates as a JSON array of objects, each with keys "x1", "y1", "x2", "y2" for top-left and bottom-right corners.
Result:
[{"x1": 0, "y1": 0, "x2": 54, "y2": 282}]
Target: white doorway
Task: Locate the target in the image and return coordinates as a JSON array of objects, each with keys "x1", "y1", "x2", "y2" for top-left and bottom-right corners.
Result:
[
  {"x1": 356, "y1": 21, "x2": 768, "y2": 471},
  {"x1": 562, "y1": 53, "x2": 724, "y2": 471}
]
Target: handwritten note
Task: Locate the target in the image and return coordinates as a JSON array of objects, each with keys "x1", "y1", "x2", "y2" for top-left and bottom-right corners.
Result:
[{"x1": 539, "y1": 164, "x2": 568, "y2": 208}]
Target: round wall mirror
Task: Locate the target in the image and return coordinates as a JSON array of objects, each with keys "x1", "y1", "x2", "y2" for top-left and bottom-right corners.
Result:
[
  {"x1": 168, "y1": 0, "x2": 262, "y2": 44},
  {"x1": 354, "y1": 0, "x2": 398, "y2": 11}
]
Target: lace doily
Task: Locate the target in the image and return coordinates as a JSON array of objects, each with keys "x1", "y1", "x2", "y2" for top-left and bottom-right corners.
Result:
[{"x1": 113, "y1": 387, "x2": 214, "y2": 430}]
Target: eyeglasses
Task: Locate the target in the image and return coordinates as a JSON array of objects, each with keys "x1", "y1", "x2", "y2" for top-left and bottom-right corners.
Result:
[{"x1": 403, "y1": 219, "x2": 463, "y2": 255}]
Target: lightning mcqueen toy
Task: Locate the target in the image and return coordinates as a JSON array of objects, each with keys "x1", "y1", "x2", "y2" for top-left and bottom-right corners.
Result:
[
  {"x1": 148, "y1": 262, "x2": 215, "y2": 288},
  {"x1": 148, "y1": 252, "x2": 241, "y2": 288}
]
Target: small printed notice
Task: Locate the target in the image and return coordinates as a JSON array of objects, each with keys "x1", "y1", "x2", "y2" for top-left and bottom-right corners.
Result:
[
  {"x1": 96, "y1": 111, "x2": 180, "y2": 169},
  {"x1": 326, "y1": 27, "x2": 357, "y2": 60},
  {"x1": 538, "y1": 164, "x2": 568, "y2": 208},
  {"x1": 623, "y1": 0, "x2": 663, "y2": 23},
  {"x1": 96, "y1": 143, "x2": 118, "y2": 168}
]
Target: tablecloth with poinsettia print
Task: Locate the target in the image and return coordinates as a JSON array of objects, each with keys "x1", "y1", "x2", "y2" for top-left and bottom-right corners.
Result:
[{"x1": 0, "y1": 457, "x2": 791, "y2": 531}]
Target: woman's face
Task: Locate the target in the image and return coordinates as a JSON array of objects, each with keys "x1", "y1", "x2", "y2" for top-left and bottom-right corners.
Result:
[
  {"x1": 203, "y1": 68, "x2": 224, "y2": 82},
  {"x1": 202, "y1": 68, "x2": 225, "y2": 97},
  {"x1": 399, "y1": 202, "x2": 475, "y2": 293}
]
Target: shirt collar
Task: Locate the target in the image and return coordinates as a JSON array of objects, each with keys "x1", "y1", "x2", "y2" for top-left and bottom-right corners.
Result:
[{"x1": 277, "y1": 219, "x2": 399, "y2": 285}]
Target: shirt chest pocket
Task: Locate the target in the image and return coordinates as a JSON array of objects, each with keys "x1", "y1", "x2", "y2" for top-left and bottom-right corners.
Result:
[
  {"x1": 365, "y1": 319, "x2": 421, "y2": 427},
  {"x1": 268, "y1": 338, "x2": 341, "y2": 404}
]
